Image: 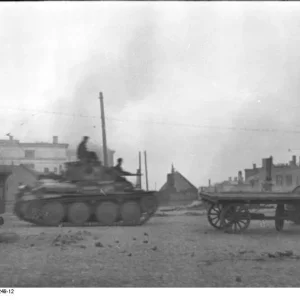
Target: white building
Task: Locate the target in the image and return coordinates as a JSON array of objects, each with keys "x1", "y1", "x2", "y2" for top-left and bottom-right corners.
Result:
[{"x1": 0, "y1": 135, "x2": 68, "y2": 174}]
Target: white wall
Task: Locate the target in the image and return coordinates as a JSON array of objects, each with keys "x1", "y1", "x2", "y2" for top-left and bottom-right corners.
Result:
[{"x1": 0, "y1": 144, "x2": 68, "y2": 173}]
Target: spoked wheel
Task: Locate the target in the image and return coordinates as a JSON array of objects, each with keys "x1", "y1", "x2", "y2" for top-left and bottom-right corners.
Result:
[
  {"x1": 67, "y1": 202, "x2": 91, "y2": 226},
  {"x1": 41, "y1": 202, "x2": 65, "y2": 226},
  {"x1": 95, "y1": 202, "x2": 119, "y2": 225},
  {"x1": 220, "y1": 204, "x2": 251, "y2": 234},
  {"x1": 275, "y1": 204, "x2": 285, "y2": 231},
  {"x1": 121, "y1": 201, "x2": 141, "y2": 226},
  {"x1": 207, "y1": 204, "x2": 223, "y2": 229}
]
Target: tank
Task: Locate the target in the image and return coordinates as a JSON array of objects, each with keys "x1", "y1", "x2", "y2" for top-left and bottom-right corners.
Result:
[{"x1": 13, "y1": 161, "x2": 158, "y2": 227}]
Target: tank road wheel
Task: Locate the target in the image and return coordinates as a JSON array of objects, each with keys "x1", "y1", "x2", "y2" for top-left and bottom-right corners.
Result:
[
  {"x1": 26, "y1": 202, "x2": 43, "y2": 222},
  {"x1": 67, "y1": 202, "x2": 91, "y2": 226},
  {"x1": 121, "y1": 201, "x2": 141, "y2": 226},
  {"x1": 41, "y1": 202, "x2": 65, "y2": 226},
  {"x1": 275, "y1": 204, "x2": 285, "y2": 232},
  {"x1": 95, "y1": 202, "x2": 119, "y2": 225},
  {"x1": 140, "y1": 196, "x2": 158, "y2": 213},
  {"x1": 207, "y1": 204, "x2": 223, "y2": 229},
  {"x1": 220, "y1": 204, "x2": 251, "y2": 234}
]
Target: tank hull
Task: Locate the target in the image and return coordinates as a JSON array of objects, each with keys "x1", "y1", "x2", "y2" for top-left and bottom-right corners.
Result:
[
  {"x1": 14, "y1": 190, "x2": 158, "y2": 227},
  {"x1": 14, "y1": 161, "x2": 158, "y2": 227}
]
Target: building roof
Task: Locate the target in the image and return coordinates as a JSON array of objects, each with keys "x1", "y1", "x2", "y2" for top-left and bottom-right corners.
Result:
[
  {"x1": 159, "y1": 169, "x2": 197, "y2": 193},
  {"x1": 0, "y1": 139, "x2": 68, "y2": 149}
]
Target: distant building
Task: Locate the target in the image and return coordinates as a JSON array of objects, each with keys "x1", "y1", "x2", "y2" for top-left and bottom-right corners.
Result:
[
  {"x1": 0, "y1": 135, "x2": 68, "y2": 174},
  {"x1": 209, "y1": 173, "x2": 254, "y2": 193},
  {"x1": 244, "y1": 155, "x2": 300, "y2": 192},
  {"x1": 158, "y1": 165, "x2": 198, "y2": 205}
]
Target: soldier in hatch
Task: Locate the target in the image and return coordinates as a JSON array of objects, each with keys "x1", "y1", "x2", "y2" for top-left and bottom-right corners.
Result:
[
  {"x1": 77, "y1": 136, "x2": 99, "y2": 163},
  {"x1": 113, "y1": 158, "x2": 134, "y2": 176},
  {"x1": 112, "y1": 158, "x2": 138, "y2": 184}
]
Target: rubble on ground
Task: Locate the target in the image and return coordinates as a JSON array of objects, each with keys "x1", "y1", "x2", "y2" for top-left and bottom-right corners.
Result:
[{"x1": 52, "y1": 231, "x2": 87, "y2": 246}]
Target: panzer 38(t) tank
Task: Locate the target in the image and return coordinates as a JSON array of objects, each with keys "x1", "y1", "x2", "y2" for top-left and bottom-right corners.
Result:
[{"x1": 13, "y1": 161, "x2": 158, "y2": 227}]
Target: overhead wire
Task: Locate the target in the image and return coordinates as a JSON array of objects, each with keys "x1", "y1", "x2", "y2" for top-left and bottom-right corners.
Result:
[{"x1": 0, "y1": 104, "x2": 300, "y2": 134}]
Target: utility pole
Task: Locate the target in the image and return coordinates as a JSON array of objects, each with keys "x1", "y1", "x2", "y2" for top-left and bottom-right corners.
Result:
[
  {"x1": 144, "y1": 151, "x2": 149, "y2": 191},
  {"x1": 136, "y1": 151, "x2": 142, "y2": 189},
  {"x1": 99, "y1": 92, "x2": 108, "y2": 167}
]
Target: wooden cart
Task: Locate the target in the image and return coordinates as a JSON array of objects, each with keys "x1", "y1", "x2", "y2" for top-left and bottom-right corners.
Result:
[{"x1": 199, "y1": 187, "x2": 300, "y2": 234}]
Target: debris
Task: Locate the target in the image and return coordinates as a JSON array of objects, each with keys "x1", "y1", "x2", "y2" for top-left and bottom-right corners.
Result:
[
  {"x1": 30, "y1": 243, "x2": 35, "y2": 247},
  {"x1": 265, "y1": 251, "x2": 294, "y2": 259},
  {"x1": 115, "y1": 240, "x2": 119, "y2": 244},
  {"x1": 143, "y1": 240, "x2": 148, "y2": 244},
  {"x1": 82, "y1": 230, "x2": 92, "y2": 236},
  {"x1": 236, "y1": 276, "x2": 242, "y2": 283},
  {"x1": 51, "y1": 231, "x2": 86, "y2": 247},
  {"x1": 132, "y1": 237, "x2": 137, "y2": 241},
  {"x1": 128, "y1": 253, "x2": 132, "y2": 257},
  {"x1": 279, "y1": 250, "x2": 293, "y2": 257},
  {"x1": 154, "y1": 212, "x2": 169, "y2": 217},
  {"x1": 184, "y1": 212, "x2": 202, "y2": 217},
  {"x1": 79, "y1": 245, "x2": 86, "y2": 249},
  {"x1": 152, "y1": 246, "x2": 158, "y2": 251},
  {"x1": 191, "y1": 252, "x2": 195, "y2": 257},
  {"x1": 95, "y1": 242, "x2": 104, "y2": 248}
]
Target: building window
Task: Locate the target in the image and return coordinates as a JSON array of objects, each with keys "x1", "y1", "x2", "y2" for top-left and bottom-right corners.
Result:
[
  {"x1": 54, "y1": 167, "x2": 58, "y2": 174},
  {"x1": 276, "y1": 175, "x2": 283, "y2": 186},
  {"x1": 24, "y1": 150, "x2": 35, "y2": 159},
  {"x1": 286, "y1": 175, "x2": 293, "y2": 186},
  {"x1": 44, "y1": 167, "x2": 49, "y2": 174}
]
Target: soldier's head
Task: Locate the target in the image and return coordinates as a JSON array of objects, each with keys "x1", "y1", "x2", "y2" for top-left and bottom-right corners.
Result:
[
  {"x1": 83, "y1": 136, "x2": 89, "y2": 143},
  {"x1": 117, "y1": 158, "x2": 123, "y2": 165}
]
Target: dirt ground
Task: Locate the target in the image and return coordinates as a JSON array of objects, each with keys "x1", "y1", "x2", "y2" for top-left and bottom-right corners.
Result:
[{"x1": 1, "y1": 209, "x2": 300, "y2": 287}]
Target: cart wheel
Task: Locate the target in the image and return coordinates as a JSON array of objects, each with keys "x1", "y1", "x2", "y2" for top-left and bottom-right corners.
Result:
[
  {"x1": 275, "y1": 204, "x2": 285, "y2": 231},
  {"x1": 220, "y1": 204, "x2": 251, "y2": 234},
  {"x1": 207, "y1": 204, "x2": 223, "y2": 229}
]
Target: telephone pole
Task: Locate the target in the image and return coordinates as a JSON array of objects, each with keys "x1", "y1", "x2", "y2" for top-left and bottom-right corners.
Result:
[
  {"x1": 136, "y1": 151, "x2": 142, "y2": 189},
  {"x1": 144, "y1": 151, "x2": 149, "y2": 191},
  {"x1": 99, "y1": 92, "x2": 108, "y2": 167}
]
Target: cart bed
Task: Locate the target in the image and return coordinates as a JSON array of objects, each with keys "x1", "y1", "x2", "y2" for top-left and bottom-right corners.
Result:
[{"x1": 200, "y1": 191, "x2": 300, "y2": 204}]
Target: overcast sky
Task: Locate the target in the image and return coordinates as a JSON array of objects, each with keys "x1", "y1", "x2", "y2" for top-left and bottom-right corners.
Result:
[{"x1": 1, "y1": 2, "x2": 300, "y2": 189}]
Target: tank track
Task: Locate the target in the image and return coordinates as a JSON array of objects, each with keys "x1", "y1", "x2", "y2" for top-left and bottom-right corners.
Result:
[{"x1": 13, "y1": 192, "x2": 158, "y2": 227}]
